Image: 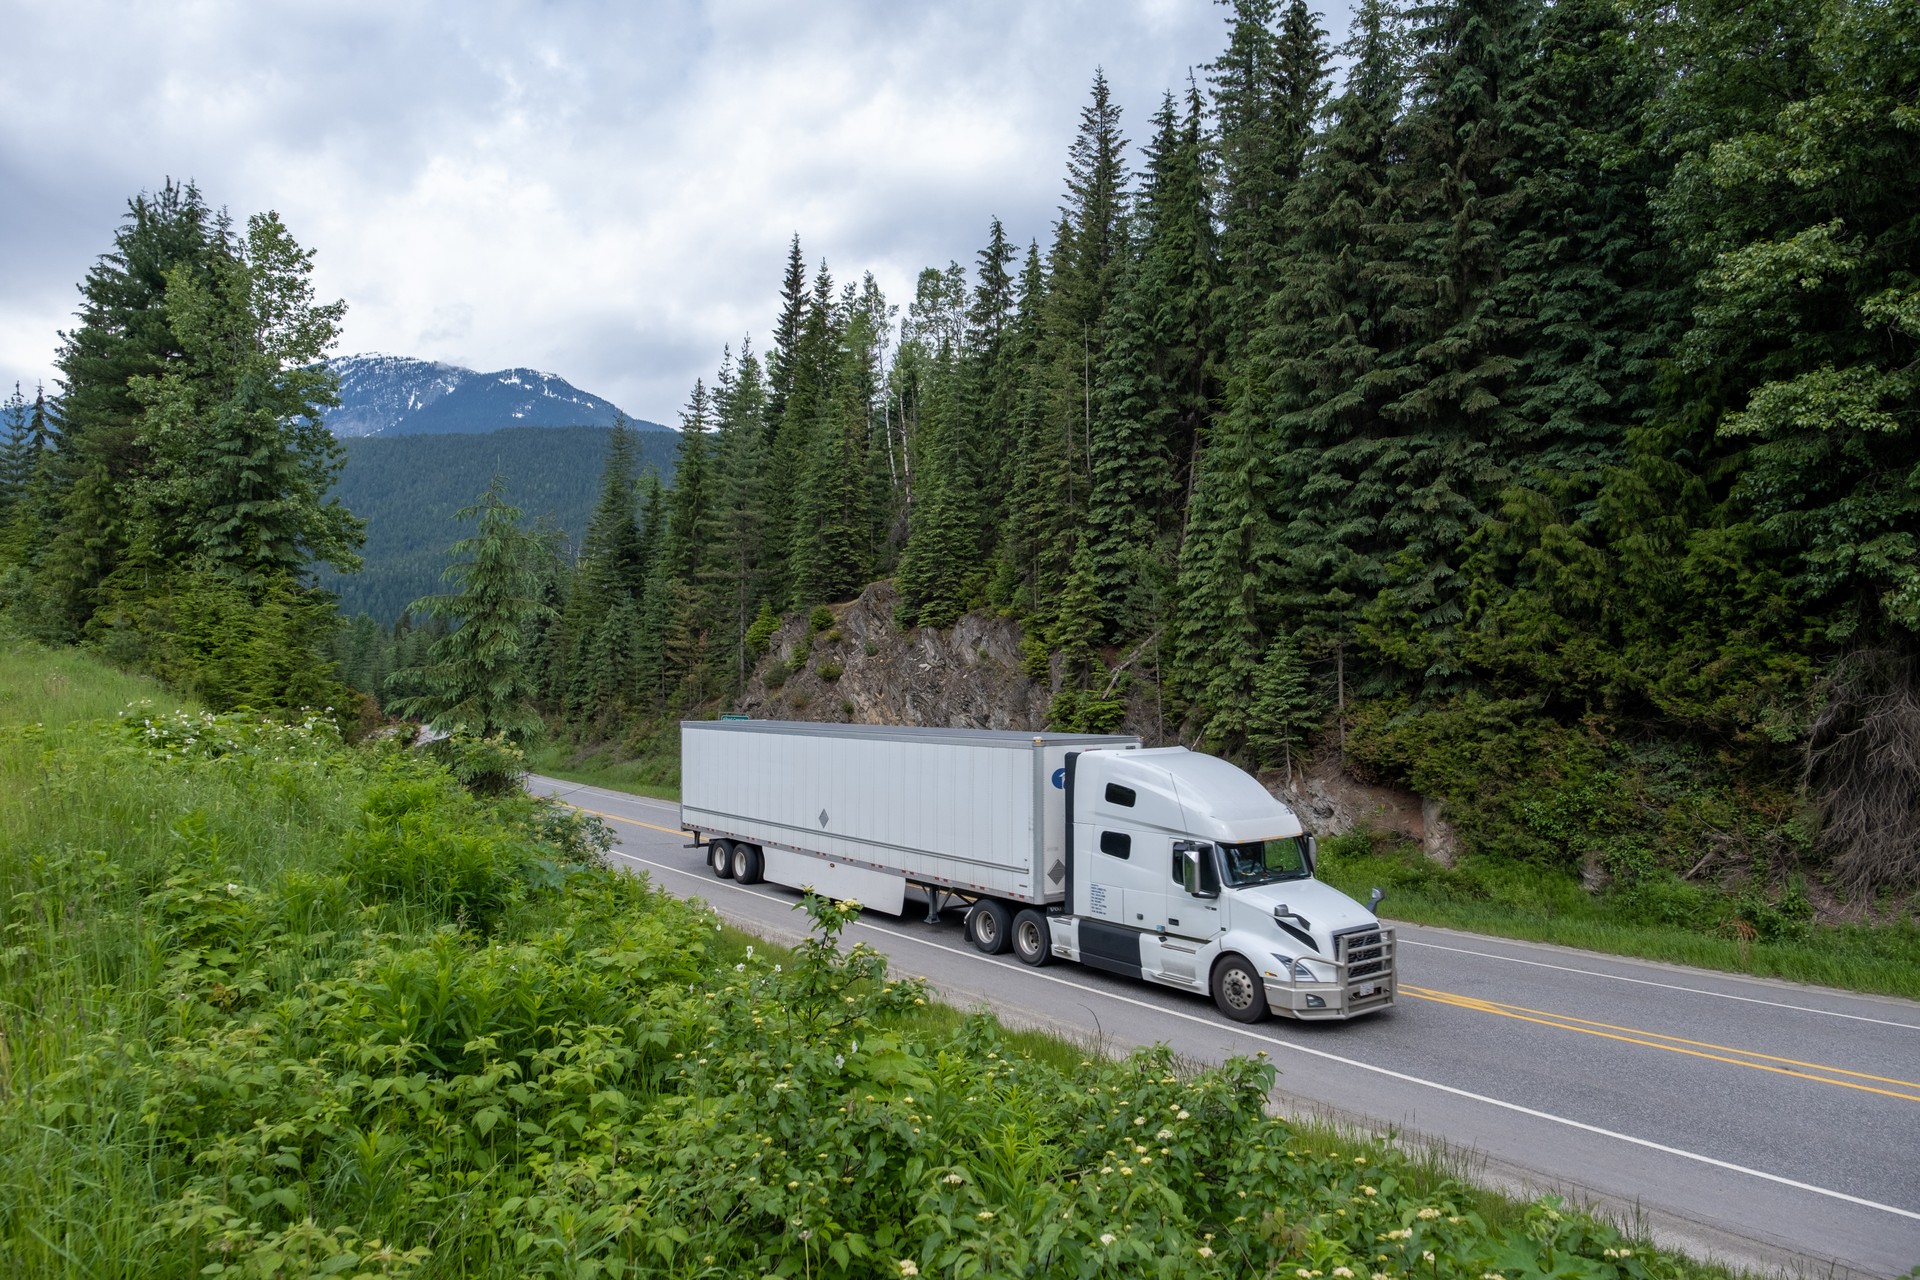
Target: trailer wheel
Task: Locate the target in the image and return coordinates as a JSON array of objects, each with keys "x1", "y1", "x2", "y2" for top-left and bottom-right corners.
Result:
[
  {"x1": 969, "y1": 900, "x2": 1013, "y2": 955},
  {"x1": 1211, "y1": 954, "x2": 1269, "y2": 1024},
  {"x1": 730, "y1": 842, "x2": 764, "y2": 885},
  {"x1": 709, "y1": 840, "x2": 734, "y2": 879},
  {"x1": 1011, "y1": 909, "x2": 1052, "y2": 966}
]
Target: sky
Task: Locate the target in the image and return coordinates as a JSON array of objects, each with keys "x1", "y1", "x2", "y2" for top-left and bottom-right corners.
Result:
[{"x1": 1, "y1": 0, "x2": 1355, "y2": 427}]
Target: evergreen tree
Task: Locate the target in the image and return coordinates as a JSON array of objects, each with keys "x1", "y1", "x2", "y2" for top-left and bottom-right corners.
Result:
[
  {"x1": 703, "y1": 342, "x2": 771, "y2": 694},
  {"x1": 1247, "y1": 631, "x2": 1321, "y2": 780},
  {"x1": 0, "y1": 384, "x2": 27, "y2": 519},
  {"x1": 1087, "y1": 89, "x2": 1217, "y2": 635},
  {"x1": 389, "y1": 477, "x2": 553, "y2": 741}
]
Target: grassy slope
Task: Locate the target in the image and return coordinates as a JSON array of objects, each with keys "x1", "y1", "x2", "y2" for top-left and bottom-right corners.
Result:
[{"x1": 0, "y1": 639, "x2": 1731, "y2": 1279}]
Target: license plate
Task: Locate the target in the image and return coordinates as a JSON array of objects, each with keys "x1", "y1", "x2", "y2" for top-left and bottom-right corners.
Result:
[{"x1": 1357, "y1": 984, "x2": 1379, "y2": 997}]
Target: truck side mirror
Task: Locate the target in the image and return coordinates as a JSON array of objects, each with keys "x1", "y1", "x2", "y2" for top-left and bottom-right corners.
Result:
[
  {"x1": 1177, "y1": 842, "x2": 1219, "y2": 899},
  {"x1": 1367, "y1": 886, "x2": 1386, "y2": 913},
  {"x1": 1303, "y1": 834, "x2": 1318, "y2": 876}
]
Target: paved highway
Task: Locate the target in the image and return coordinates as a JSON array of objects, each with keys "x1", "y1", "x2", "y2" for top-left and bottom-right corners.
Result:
[{"x1": 530, "y1": 775, "x2": 1920, "y2": 1278}]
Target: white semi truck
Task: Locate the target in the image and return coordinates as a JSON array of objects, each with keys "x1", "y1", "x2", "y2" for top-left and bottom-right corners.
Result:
[{"x1": 680, "y1": 720, "x2": 1395, "y2": 1023}]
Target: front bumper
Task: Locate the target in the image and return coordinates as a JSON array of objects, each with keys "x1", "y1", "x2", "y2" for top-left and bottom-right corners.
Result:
[{"x1": 1264, "y1": 925, "x2": 1396, "y2": 1020}]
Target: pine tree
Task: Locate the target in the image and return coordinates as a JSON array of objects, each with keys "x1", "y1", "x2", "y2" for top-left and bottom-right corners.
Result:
[
  {"x1": 767, "y1": 235, "x2": 810, "y2": 428},
  {"x1": 1087, "y1": 89, "x2": 1217, "y2": 636},
  {"x1": 1248, "y1": 631, "x2": 1322, "y2": 780},
  {"x1": 0, "y1": 384, "x2": 27, "y2": 520},
  {"x1": 389, "y1": 477, "x2": 553, "y2": 741}
]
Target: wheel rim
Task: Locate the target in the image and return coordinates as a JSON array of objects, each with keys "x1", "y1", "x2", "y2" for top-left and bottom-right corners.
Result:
[
  {"x1": 1017, "y1": 919, "x2": 1041, "y2": 957},
  {"x1": 1221, "y1": 965, "x2": 1258, "y2": 1011},
  {"x1": 976, "y1": 911, "x2": 999, "y2": 947},
  {"x1": 732, "y1": 846, "x2": 750, "y2": 878}
]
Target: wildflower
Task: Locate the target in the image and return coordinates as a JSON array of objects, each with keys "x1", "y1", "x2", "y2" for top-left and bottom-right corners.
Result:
[
  {"x1": 1423, "y1": 1252, "x2": 1436, "y2": 1264},
  {"x1": 1177, "y1": 1109, "x2": 1190, "y2": 1120},
  {"x1": 914, "y1": 997, "x2": 925, "y2": 1005},
  {"x1": 1298, "y1": 1269, "x2": 1315, "y2": 1278},
  {"x1": 1156, "y1": 1128, "x2": 1174, "y2": 1141},
  {"x1": 736, "y1": 963, "x2": 746, "y2": 972},
  {"x1": 1198, "y1": 1246, "x2": 1215, "y2": 1259},
  {"x1": 1133, "y1": 1115, "x2": 1147, "y2": 1125},
  {"x1": 1101, "y1": 1166, "x2": 1114, "y2": 1175},
  {"x1": 943, "y1": 1173, "x2": 965, "y2": 1185},
  {"x1": 977, "y1": 1210, "x2": 995, "y2": 1221},
  {"x1": 1120, "y1": 1167, "x2": 1133, "y2": 1177},
  {"x1": 1362, "y1": 1185, "x2": 1378, "y2": 1196},
  {"x1": 1374, "y1": 1274, "x2": 1393, "y2": 1280},
  {"x1": 897, "y1": 1261, "x2": 920, "y2": 1277},
  {"x1": 1484, "y1": 1273, "x2": 1506, "y2": 1279},
  {"x1": 788, "y1": 1181, "x2": 799, "y2": 1189},
  {"x1": 1334, "y1": 1269, "x2": 1355, "y2": 1278},
  {"x1": 1100, "y1": 1233, "x2": 1117, "y2": 1246},
  {"x1": 746, "y1": 946, "x2": 754, "y2": 959},
  {"x1": 1416, "y1": 1208, "x2": 1441, "y2": 1221},
  {"x1": 225, "y1": 883, "x2": 240, "y2": 895},
  {"x1": 774, "y1": 964, "x2": 782, "y2": 973}
]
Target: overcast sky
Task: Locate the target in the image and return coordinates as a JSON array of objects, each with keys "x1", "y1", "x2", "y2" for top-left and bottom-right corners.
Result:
[{"x1": 1, "y1": 0, "x2": 1354, "y2": 426}]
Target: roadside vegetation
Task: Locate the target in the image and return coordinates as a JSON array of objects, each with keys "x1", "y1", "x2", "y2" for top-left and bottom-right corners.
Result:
[{"x1": 1, "y1": 638, "x2": 1741, "y2": 1279}]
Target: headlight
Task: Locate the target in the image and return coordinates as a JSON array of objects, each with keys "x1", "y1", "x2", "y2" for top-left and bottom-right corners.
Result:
[{"x1": 1270, "y1": 955, "x2": 1328, "y2": 983}]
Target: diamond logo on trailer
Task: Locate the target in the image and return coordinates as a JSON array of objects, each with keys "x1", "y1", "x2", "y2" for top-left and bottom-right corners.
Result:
[
  {"x1": 1048, "y1": 860, "x2": 1065, "y2": 884},
  {"x1": 819, "y1": 809, "x2": 830, "y2": 828}
]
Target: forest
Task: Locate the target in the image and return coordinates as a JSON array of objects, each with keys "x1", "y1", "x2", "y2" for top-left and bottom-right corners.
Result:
[{"x1": 2, "y1": 0, "x2": 1916, "y2": 922}]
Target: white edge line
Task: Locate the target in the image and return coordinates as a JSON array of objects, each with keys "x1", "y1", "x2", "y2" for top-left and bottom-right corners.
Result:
[
  {"x1": 1399, "y1": 938, "x2": 1920, "y2": 1032},
  {"x1": 600, "y1": 842, "x2": 1920, "y2": 1227}
]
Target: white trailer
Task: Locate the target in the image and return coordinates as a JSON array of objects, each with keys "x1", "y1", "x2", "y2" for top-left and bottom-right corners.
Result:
[{"x1": 681, "y1": 719, "x2": 1395, "y2": 1023}]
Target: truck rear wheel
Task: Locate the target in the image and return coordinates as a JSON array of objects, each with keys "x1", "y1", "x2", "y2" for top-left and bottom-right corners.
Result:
[
  {"x1": 1012, "y1": 909, "x2": 1052, "y2": 966},
  {"x1": 1211, "y1": 955, "x2": 1269, "y2": 1024},
  {"x1": 970, "y1": 900, "x2": 1012, "y2": 955},
  {"x1": 709, "y1": 840, "x2": 734, "y2": 878},
  {"x1": 730, "y1": 842, "x2": 764, "y2": 885}
]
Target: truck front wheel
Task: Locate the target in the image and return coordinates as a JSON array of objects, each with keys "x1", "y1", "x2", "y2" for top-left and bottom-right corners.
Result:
[
  {"x1": 1211, "y1": 955, "x2": 1269, "y2": 1024},
  {"x1": 970, "y1": 900, "x2": 1012, "y2": 955},
  {"x1": 1012, "y1": 909, "x2": 1052, "y2": 966},
  {"x1": 709, "y1": 840, "x2": 734, "y2": 878}
]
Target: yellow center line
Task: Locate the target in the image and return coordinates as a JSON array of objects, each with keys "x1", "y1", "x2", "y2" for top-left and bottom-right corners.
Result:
[
  {"x1": 1405, "y1": 985, "x2": 1920, "y2": 1090},
  {"x1": 1404, "y1": 986, "x2": 1920, "y2": 1104},
  {"x1": 568, "y1": 802, "x2": 693, "y2": 839}
]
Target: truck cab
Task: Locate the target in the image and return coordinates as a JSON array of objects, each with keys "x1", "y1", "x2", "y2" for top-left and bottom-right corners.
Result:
[{"x1": 1046, "y1": 747, "x2": 1395, "y2": 1022}]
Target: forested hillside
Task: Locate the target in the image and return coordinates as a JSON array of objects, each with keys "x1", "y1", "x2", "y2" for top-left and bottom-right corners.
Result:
[
  {"x1": 322, "y1": 426, "x2": 679, "y2": 621},
  {"x1": 496, "y1": 0, "x2": 1919, "y2": 918}
]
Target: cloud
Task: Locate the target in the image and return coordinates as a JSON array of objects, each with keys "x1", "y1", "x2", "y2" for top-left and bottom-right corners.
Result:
[{"x1": 0, "y1": 0, "x2": 1355, "y2": 422}]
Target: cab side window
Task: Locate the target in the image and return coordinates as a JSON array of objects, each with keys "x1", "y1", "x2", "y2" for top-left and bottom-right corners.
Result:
[
  {"x1": 1099, "y1": 831, "x2": 1132, "y2": 860},
  {"x1": 1104, "y1": 783, "x2": 1136, "y2": 807}
]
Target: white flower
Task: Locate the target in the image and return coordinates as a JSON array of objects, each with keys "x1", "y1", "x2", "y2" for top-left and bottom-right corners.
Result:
[
  {"x1": 942, "y1": 1173, "x2": 965, "y2": 1185},
  {"x1": 1334, "y1": 1269, "x2": 1354, "y2": 1277},
  {"x1": 1423, "y1": 1252, "x2": 1436, "y2": 1264},
  {"x1": 1177, "y1": 1110, "x2": 1190, "y2": 1120},
  {"x1": 746, "y1": 946, "x2": 754, "y2": 958},
  {"x1": 1133, "y1": 1115, "x2": 1147, "y2": 1125},
  {"x1": 225, "y1": 883, "x2": 239, "y2": 895},
  {"x1": 1198, "y1": 1246, "x2": 1215, "y2": 1259},
  {"x1": 976, "y1": 1210, "x2": 994, "y2": 1221},
  {"x1": 1417, "y1": 1207, "x2": 1441, "y2": 1221},
  {"x1": 736, "y1": 963, "x2": 746, "y2": 972},
  {"x1": 897, "y1": 1261, "x2": 920, "y2": 1277},
  {"x1": 1156, "y1": 1128, "x2": 1174, "y2": 1141},
  {"x1": 1100, "y1": 1233, "x2": 1117, "y2": 1246}
]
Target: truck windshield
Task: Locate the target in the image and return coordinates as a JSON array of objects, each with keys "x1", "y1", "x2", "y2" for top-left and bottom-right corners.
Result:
[{"x1": 1218, "y1": 837, "x2": 1311, "y2": 886}]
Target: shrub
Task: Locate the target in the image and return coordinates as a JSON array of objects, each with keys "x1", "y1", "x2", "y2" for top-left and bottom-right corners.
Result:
[
  {"x1": 809, "y1": 604, "x2": 835, "y2": 633},
  {"x1": 817, "y1": 661, "x2": 844, "y2": 682}
]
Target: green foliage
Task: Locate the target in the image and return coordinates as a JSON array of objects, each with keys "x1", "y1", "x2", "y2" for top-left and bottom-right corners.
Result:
[
  {"x1": 745, "y1": 599, "x2": 781, "y2": 655},
  {"x1": 388, "y1": 478, "x2": 553, "y2": 742},
  {"x1": 0, "y1": 643, "x2": 1715, "y2": 1278},
  {"x1": 1247, "y1": 631, "x2": 1321, "y2": 778}
]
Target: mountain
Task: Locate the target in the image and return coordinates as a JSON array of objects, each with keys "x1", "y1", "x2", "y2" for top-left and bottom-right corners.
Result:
[
  {"x1": 324, "y1": 354, "x2": 671, "y2": 437},
  {"x1": 322, "y1": 425, "x2": 680, "y2": 622}
]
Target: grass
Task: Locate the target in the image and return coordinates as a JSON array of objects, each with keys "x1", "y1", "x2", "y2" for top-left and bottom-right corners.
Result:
[
  {"x1": 1317, "y1": 835, "x2": 1920, "y2": 1000},
  {"x1": 525, "y1": 738, "x2": 679, "y2": 801},
  {"x1": 0, "y1": 642, "x2": 1749, "y2": 1278}
]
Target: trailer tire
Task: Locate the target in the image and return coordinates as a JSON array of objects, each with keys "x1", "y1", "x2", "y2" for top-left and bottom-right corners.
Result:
[
  {"x1": 1211, "y1": 954, "x2": 1269, "y2": 1024},
  {"x1": 969, "y1": 900, "x2": 1012, "y2": 955},
  {"x1": 709, "y1": 840, "x2": 734, "y2": 878},
  {"x1": 730, "y1": 842, "x2": 764, "y2": 885},
  {"x1": 1012, "y1": 909, "x2": 1052, "y2": 966}
]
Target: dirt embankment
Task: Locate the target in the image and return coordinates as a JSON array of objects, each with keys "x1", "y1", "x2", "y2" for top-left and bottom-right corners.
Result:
[{"x1": 729, "y1": 582, "x2": 1447, "y2": 854}]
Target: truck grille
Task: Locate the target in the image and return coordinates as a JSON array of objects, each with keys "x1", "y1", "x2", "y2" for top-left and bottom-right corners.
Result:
[{"x1": 1335, "y1": 925, "x2": 1395, "y2": 1007}]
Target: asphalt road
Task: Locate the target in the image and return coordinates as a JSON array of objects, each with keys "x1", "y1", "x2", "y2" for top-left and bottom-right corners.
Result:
[{"x1": 530, "y1": 775, "x2": 1920, "y2": 1278}]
